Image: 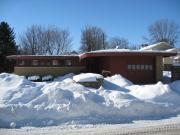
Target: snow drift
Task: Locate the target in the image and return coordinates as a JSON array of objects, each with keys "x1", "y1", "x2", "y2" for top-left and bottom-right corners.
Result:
[{"x1": 0, "y1": 73, "x2": 180, "y2": 128}]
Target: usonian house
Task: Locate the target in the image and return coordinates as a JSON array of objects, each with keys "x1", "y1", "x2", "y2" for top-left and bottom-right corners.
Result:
[{"x1": 7, "y1": 48, "x2": 176, "y2": 84}]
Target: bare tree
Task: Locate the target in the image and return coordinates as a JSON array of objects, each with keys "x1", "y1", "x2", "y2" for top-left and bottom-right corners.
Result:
[
  {"x1": 43, "y1": 26, "x2": 72, "y2": 55},
  {"x1": 80, "y1": 26, "x2": 107, "y2": 52},
  {"x1": 20, "y1": 25, "x2": 43, "y2": 55},
  {"x1": 145, "y1": 19, "x2": 180, "y2": 47},
  {"x1": 109, "y1": 37, "x2": 129, "y2": 49},
  {"x1": 20, "y1": 25, "x2": 72, "y2": 55},
  {"x1": 54, "y1": 29, "x2": 72, "y2": 55}
]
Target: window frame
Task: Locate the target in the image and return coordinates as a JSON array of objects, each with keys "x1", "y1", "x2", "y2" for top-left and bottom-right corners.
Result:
[
  {"x1": 52, "y1": 60, "x2": 59, "y2": 66},
  {"x1": 64, "y1": 60, "x2": 72, "y2": 66},
  {"x1": 32, "y1": 60, "x2": 39, "y2": 66}
]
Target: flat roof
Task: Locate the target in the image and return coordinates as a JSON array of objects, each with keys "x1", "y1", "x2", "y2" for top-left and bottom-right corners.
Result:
[
  {"x1": 7, "y1": 55, "x2": 79, "y2": 60},
  {"x1": 7, "y1": 49, "x2": 177, "y2": 60},
  {"x1": 79, "y1": 49, "x2": 177, "y2": 59},
  {"x1": 140, "y1": 42, "x2": 172, "y2": 51}
]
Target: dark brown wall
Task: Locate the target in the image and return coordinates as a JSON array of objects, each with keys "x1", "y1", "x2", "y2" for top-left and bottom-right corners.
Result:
[
  {"x1": 86, "y1": 56, "x2": 156, "y2": 84},
  {"x1": 125, "y1": 56, "x2": 155, "y2": 84}
]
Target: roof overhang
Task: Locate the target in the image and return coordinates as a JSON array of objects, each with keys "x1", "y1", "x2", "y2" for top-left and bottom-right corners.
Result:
[
  {"x1": 7, "y1": 51, "x2": 177, "y2": 61},
  {"x1": 6, "y1": 55, "x2": 79, "y2": 60},
  {"x1": 79, "y1": 51, "x2": 177, "y2": 60}
]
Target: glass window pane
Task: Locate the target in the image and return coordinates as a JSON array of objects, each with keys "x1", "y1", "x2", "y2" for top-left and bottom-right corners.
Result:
[
  {"x1": 145, "y1": 65, "x2": 148, "y2": 70},
  {"x1": 65, "y1": 60, "x2": 72, "y2": 66},
  {"x1": 132, "y1": 65, "x2": 135, "y2": 70},
  {"x1": 32, "y1": 60, "x2": 38, "y2": 66},
  {"x1": 149, "y1": 65, "x2": 153, "y2": 70},
  {"x1": 52, "y1": 60, "x2": 58, "y2": 66},
  {"x1": 141, "y1": 65, "x2": 144, "y2": 70},
  {"x1": 136, "y1": 65, "x2": 140, "y2": 70},
  {"x1": 19, "y1": 60, "x2": 25, "y2": 66},
  {"x1": 127, "y1": 65, "x2": 131, "y2": 70}
]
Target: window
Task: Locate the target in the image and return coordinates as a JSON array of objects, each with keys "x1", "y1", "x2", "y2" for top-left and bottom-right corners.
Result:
[
  {"x1": 40, "y1": 62, "x2": 45, "y2": 66},
  {"x1": 46, "y1": 61, "x2": 51, "y2": 66},
  {"x1": 18, "y1": 60, "x2": 25, "y2": 66},
  {"x1": 127, "y1": 64, "x2": 153, "y2": 71},
  {"x1": 65, "y1": 60, "x2": 72, "y2": 66},
  {"x1": 136, "y1": 65, "x2": 140, "y2": 70},
  {"x1": 132, "y1": 65, "x2": 136, "y2": 70},
  {"x1": 140, "y1": 65, "x2": 144, "y2": 70},
  {"x1": 32, "y1": 60, "x2": 38, "y2": 66},
  {"x1": 145, "y1": 65, "x2": 149, "y2": 70},
  {"x1": 149, "y1": 65, "x2": 153, "y2": 70},
  {"x1": 127, "y1": 65, "x2": 131, "y2": 70},
  {"x1": 52, "y1": 60, "x2": 59, "y2": 66}
]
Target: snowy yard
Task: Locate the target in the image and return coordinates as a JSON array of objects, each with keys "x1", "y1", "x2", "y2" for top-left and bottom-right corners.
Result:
[
  {"x1": 0, "y1": 73, "x2": 180, "y2": 129},
  {"x1": 1, "y1": 116, "x2": 180, "y2": 135}
]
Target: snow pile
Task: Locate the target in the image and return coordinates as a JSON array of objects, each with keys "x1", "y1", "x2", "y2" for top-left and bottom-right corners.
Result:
[
  {"x1": 54, "y1": 73, "x2": 75, "y2": 83},
  {"x1": 0, "y1": 73, "x2": 43, "y2": 105},
  {"x1": 163, "y1": 71, "x2": 171, "y2": 83},
  {"x1": 170, "y1": 80, "x2": 180, "y2": 93},
  {"x1": 42, "y1": 75, "x2": 53, "y2": 81},
  {"x1": 28, "y1": 75, "x2": 41, "y2": 81},
  {"x1": 73, "y1": 73, "x2": 103, "y2": 82},
  {"x1": 0, "y1": 73, "x2": 180, "y2": 128},
  {"x1": 54, "y1": 73, "x2": 75, "y2": 81},
  {"x1": 103, "y1": 74, "x2": 133, "y2": 89}
]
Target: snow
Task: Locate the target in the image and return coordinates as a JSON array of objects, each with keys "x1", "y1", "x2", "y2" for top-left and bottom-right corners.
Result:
[
  {"x1": 54, "y1": 73, "x2": 75, "y2": 82},
  {"x1": 73, "y1": 73, "x2": 103, "y2": 82},
  {"x1": 28, "y1": 75, "x2": 40, "y2": 81},
  {"x1": 170, "y1": 80, "x2": 180, "y2": 93},
  {"x1": 166, "y1": 48, "x2": 180, "y2": 53},
  {"x1": 81, "y1": 49, "x2": 172, "y2": 54},
  {"x1": 1, "y1": 116, "x2": 180, "y2": 135},
  {"x1": 103, "y1": 74, "x2": 133, "y2": 89},
  {"x1": 163, "y1": 71, "x2": 172, "y2": 83},
  {"x1": 42, "y1": 75, "x2": 53, "y2": 81},
  {"x1": 0, "y1": 73, "x2": 180, "y2": 128},
  {"x1": 163, "y1": 71, "x2": 171, "y2": 78},
  {"x1": 139, "y1": 42, "x2": 171, "y2": 51}
]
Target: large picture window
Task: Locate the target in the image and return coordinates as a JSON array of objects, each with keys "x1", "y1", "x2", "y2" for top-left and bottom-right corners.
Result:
[
  {"x1": 65, "y1": 60, "x2": 72, "y2": 66},
  {"x1": 52, "y1": 60, "x2": 59, "y2": 66},
  {"x1": 18, "y1": 60, "x2": 25, "y2": 66},
  {"x1": 32, "y1": 60, "x2": 38, "y2": 66}
]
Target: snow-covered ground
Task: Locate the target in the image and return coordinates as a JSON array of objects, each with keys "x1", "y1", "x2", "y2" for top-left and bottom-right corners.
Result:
[
  {"x1": 0, "y1": 73, "x2": 180, "y2": 128},
  {"x1": 1, "y1": 115, "x2": 180, "y2": 135},
  {"x1": 163, "y1": 71, "x2": 172, "y2": 83}
]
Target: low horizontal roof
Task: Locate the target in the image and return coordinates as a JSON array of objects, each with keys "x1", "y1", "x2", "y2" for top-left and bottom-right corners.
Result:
[
  {"x1": 7, "y1": 49, "x2": 177, "y2": 60},
  {"x1": 140, "y1": 42, "x2": 172, "y2": 51},
  {"x1": 79, "y1": 49, "x2": 177, "y2": 59},
  {"x1": 7, "y1": 55, "x2": 79, "y2": 60}
]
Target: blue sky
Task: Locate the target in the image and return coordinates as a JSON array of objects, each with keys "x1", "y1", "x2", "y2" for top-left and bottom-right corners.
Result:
[{"x1": 0, "y1": 0, "x2": 180, "y2": 50}]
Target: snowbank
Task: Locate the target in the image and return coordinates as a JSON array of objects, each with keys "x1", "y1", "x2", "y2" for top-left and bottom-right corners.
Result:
[
  {"x1": 73, "y1": 73, "x2": 103, "y2": 82},
  {"x1": 0, "y1": 73, "x2": 180, "y2": 128},
  {"x1": 54, "y1": 73, "x2": 75, "y2": 82},
  {"x1": 163, "y1": 71, "x2": 172, "y2": 83},
  {"x1": 103, "y1": 74, "x2": 133, "y2": 89},
  {"x1": 42, "y1": 75, "x2": 53, "y2": 81},
  {"x1": 28, "y1": 75, "x2": 41, "y2": 81}
]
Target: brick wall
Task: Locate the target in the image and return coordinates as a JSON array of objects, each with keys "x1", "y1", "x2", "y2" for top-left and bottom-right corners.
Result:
[{"x1": 171, "y1": 66, "x2": 180, "y2": 81}]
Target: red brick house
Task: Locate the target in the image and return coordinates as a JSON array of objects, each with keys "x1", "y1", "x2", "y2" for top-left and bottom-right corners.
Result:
[{"x1": 7, "y1": 49, "x2": 176, "y2": 84}]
